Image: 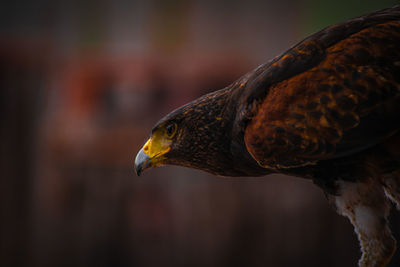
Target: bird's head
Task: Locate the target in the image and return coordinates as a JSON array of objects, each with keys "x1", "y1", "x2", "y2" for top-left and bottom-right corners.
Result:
[
  {"x1": 134, "y1": 87, "x2": 236, "y2": 176},
  {"x1": 134, "y1": 86, "x2": 271, "y2": 177}
]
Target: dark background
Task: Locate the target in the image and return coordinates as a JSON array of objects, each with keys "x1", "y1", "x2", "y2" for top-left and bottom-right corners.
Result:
[{"x1": 1, "y1": 0, "x2": 399, "y2": 266}]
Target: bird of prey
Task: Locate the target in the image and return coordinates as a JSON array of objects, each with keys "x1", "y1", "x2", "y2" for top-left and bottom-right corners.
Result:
[{"x1": 135, "y1": 6, "x2": 400, "y2": 267}]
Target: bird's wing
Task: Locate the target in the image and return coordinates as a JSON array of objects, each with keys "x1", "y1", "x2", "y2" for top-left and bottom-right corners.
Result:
[{"x1": 241, "y1": 7, "x2": 400, "y2": 169}]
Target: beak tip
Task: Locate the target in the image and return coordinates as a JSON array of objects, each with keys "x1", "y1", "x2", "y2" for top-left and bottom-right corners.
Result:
[
  {"x1": 134, "y1": 148, "x2": 150, "y2": 177},
  {"x1": 135, "y1": 166, "x2": 142, "y2": 177}
]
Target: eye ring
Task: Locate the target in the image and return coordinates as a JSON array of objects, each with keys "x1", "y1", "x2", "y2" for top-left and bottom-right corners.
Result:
[{"x1": 165, "y1": 123, "x2": 177, "y2": 138}]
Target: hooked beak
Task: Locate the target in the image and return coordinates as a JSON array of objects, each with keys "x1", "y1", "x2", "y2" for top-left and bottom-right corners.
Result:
[
  {"x1": 134, "y1": 148, "x2": 151, "y2": 176},
  {"x1": 134, "y1": 136, "x2": 172, "y2": 176}
]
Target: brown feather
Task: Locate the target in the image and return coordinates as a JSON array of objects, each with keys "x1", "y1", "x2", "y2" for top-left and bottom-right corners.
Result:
[{"x1": 243, "y1": 16, "x2": 400, "y2": 169}]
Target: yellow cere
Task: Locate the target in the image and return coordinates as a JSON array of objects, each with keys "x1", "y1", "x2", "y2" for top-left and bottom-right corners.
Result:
[{"x1": 142, "y1": 129, "x2": 172, "y2": 165}]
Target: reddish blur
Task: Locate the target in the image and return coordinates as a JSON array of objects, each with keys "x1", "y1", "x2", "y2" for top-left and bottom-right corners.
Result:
[{"x1": 1, "y1": 1, "x2": 399, "y2": 267}]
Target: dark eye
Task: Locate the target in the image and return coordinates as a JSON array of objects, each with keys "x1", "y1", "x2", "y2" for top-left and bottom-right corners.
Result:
[{"x1": 165, "y1": 123, "x2": 177, "y2": 138}]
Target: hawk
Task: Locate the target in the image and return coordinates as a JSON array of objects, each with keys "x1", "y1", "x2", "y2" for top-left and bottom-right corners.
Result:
[{"x1": 135, "y1": 6, "x2": 400, "y2": 266}]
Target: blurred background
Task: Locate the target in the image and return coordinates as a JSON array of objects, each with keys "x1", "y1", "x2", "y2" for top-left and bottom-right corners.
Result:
[{"x1": 1, "y1": 0, "x2": 399, "y2": 266}]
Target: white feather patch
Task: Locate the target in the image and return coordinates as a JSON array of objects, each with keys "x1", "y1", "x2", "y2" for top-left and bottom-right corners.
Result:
[{"x1": 354, "y1": 206, "x2": 379, "y2": 235}]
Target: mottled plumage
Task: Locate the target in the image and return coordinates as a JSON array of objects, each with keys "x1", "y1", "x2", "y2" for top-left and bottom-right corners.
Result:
[{"x1": 135, "y1": 6, "x2": 400, "y2": 267}]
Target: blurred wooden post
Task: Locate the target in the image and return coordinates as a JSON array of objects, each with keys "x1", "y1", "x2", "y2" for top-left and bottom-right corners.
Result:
[{"x1": 0, "y1": 50, "x2": 44, "y2": 267}]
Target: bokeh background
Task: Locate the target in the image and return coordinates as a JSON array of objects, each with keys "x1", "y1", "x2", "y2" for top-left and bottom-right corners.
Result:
[{"x1": 1, "y1": 0, "x2": 400, "y2": 266}]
